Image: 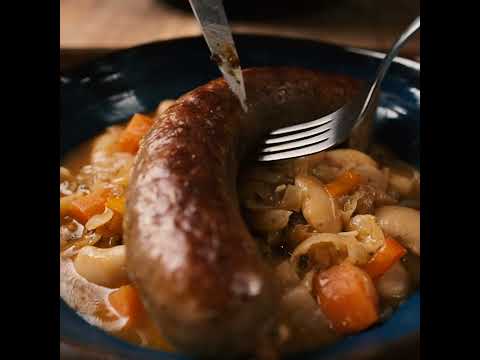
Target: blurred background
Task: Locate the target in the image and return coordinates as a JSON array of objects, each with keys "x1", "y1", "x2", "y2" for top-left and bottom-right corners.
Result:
[{"x1": 60, "y1": 0, "x2": 420, "y2": 71}]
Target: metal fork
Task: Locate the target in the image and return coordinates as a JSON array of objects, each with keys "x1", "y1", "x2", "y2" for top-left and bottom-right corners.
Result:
[{"x1": 257, "y1": 16, "x2": 420, "y2": 162}]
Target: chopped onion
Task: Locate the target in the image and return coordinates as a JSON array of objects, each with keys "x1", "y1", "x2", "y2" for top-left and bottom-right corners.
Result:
[
  {"x1": 91, "y1": 126, "x2": 124, "y2": 162},
  {"x1": 65, "y1": 232, "x2": 102, "y2": 255},
  {"x1": 347, "y1": 214, "x2": 385, "y2": 254},
  {"x1": 60, "y1": 219, "x2": 84, "y2": 243},
  {"x1": 339, "y1": 191, "x2": 363, "y2": 225},
  {"x1": 291, "y1": 233, "x2": 351, "y2": 264},
  {"x1": 342, "y1": 235, "x2": 370, "y2": 265},
  {"x1": 60, "y1": 181, "x2": 75, "y2": 196},
  {"x1": 290, "y1": 231, "x2": 372, "y2": 268},
  {"x1": 85, "y1": 208, "x2": 114, "y2": 231},
  {"x1": 80, "y1": 151, "x2": 134, "y2": 190}
]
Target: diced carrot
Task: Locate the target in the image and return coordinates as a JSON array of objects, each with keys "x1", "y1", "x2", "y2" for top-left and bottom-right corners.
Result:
[
  {"x1": 68, "y1": 189, "x2": 110, "y2": 224},
  {"x1": 325, "y1": 170, "x2": 362, "y2": 198},
  {"x1": 115, "y1": 114, "x2": 153, "y2": 154},
  {"x1": 109, "y1": 285, "x2": 145, "y2": 329},
  {"x1": 313, "y1": 262, "x2": 379, "y2": 335},
  {"x1": 363, "y1": 236, "x2": 407, "y2": 280},
  {"x1": 107, "y1": 196, "x2": 126, "y2": 215}
]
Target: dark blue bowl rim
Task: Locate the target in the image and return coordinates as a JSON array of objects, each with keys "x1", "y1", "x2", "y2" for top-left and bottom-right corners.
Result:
[
  {"x1": 61, "y1": 34, "x2": 420, "y2": 77},
  {"x1": 60, "y1": 34, "x2": 420, "y2": 360}
]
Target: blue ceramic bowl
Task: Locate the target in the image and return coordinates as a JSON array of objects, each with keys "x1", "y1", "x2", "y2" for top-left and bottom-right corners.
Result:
[{"x1": 61, "y1": 34, "x2": 420, "y2": 360}]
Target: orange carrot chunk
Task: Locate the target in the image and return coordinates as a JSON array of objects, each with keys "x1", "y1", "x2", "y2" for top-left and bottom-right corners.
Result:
[
  {"x1": 325, "y1": 170, "x2": 362, "y2": 198},
  {"x1": 68, "y1": 189, "x2": 110, "y2": 224},
  {"x1": 109, "y1": 285, "x2": 145, "y2": 328},
  {"x1": 115, "y1": 114, "x2": 153, "y2": 154},
  {"x1": 314, "y1": 262, "x2": 379, "y2": 335},
  {"x1": 106, "y1": 196, "x2": 126, "y2": 215},
  {"x1": 363, "y1": 236, "x2": 407, "y2": 280}
]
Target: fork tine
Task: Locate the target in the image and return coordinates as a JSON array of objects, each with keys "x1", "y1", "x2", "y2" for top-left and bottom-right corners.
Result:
[
  {"x1": 264, "y1": 120, "x2": 333, "y2": 145},
  {"x1": 261, "y1": 130, "x2": 332, "y2": 153},
  {"x1": 269, "y1": 106, "x2": 344, "y2": 135},
  {"x1": 258, "y1": 137, "x2": 336, "y2": 162}
]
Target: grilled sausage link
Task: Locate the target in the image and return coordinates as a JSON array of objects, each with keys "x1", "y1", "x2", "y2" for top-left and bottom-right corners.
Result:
[{"x1": 125, "y1": 67, "x2": 361, "y2": 357}]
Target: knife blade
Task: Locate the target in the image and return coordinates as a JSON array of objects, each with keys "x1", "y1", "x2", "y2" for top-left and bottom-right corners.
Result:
[{"x1": 188, "y1": 0, "x2": 248, "y2": 111}]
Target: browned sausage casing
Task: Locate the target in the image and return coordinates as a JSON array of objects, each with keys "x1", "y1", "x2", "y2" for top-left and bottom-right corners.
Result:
[{"x1": 124, "y1": 67, "x2": 361, "y2": 357}]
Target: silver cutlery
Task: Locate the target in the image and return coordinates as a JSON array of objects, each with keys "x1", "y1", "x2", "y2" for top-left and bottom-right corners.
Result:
[
  {"x1": 257, "y1": 16, "x2": 420, "y2": 161},
  {"x1": 188, "y1": 0, "x2": 247, "y2": 111}
]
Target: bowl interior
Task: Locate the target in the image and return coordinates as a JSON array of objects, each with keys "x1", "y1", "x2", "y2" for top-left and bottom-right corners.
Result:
[{"x1": 61, "y1": 34, "x2": 420, "y2": 360}]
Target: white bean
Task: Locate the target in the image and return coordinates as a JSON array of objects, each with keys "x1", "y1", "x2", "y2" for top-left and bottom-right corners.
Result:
[
  {"x1": 293, "y1": 149, "x2": 378, "y2": 177},
  {"x1": 387, "y1": 162, "x2": 420, "y2": 197},
  {"x1": 376, "y1": 261, "x2": 410, "y2": 300},
  {"x1": 352, "y1": 164, "x2": 388, "y2": 192},
  {"x1": 73, "y1": 245, "x2": 129, "y2": 288},
  {"x1": 375, "y1": 206, "x2": 420, "y2": 255},
  {"x1": 324, "y1": 149, "x2": 378, "y2": 169},
  {"x1": 60, "y1": 255, "x2": 127, "y2": 332},
  {"x1": 279, "y1": 282, "x2": 337, "y2": 352},
  {"x1": 295, "y1": 175, "x2": 342, "y2": 233}
]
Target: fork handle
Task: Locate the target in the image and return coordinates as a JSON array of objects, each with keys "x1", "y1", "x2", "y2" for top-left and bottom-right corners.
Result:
[
  {"x1": 375, "y1": 17, "x2": 420, "y2": 87},
  {"x1": 360, "y1": 17, "x2": 420, "y2": 120}
]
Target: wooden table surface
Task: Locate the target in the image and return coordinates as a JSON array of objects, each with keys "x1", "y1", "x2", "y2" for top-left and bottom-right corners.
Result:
[{"x1": 60, "y1": 0, "x2": 420, "y2": 70}]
